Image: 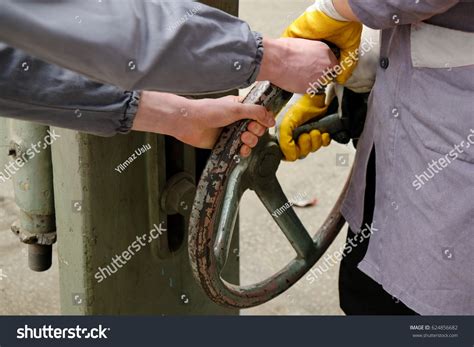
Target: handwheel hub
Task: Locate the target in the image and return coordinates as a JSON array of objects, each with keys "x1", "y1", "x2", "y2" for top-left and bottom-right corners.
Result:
[{"x1": 249, "y1": 138, "x2": 282, "y2": 180}]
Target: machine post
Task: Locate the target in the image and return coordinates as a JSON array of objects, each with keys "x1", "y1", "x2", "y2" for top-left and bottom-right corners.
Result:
[
  {"x1": 47, "y1": 0, "x2": 241, "y2": 315},
  {"x1": 7, "y1": 120, "x2": 56, "y2": 272}
]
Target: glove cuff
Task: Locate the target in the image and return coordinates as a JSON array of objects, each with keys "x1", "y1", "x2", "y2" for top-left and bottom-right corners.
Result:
[{"x1": 307, "y1": 0, "x2": 349, "y2": 22}]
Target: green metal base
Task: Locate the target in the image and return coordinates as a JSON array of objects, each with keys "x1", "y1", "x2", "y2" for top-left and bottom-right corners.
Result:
[{"x1": 52, "y1": 130, "x2": 239, "y2": 315}]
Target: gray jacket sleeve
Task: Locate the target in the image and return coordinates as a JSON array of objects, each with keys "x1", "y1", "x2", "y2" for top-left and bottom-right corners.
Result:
[
  {"x1": 0, "y1": 0, "x2": 264, "y2": 95},
  {"x1": 349, "y1": 0, "x2": 460, "y2": 29},
  {"x1": 0, "y1": 44, "x2": 139, "y2": 137}
]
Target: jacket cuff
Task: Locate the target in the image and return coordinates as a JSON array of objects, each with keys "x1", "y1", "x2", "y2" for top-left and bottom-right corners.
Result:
[
  {"x1": 117, "y1": 91, "x2": 140, "y2": 134},
  {"x1": 243, "y1": 31, "x2": 265, "y2": 88}
]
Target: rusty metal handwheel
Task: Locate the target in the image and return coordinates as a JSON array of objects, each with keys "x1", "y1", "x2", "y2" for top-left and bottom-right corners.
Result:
[{"x1": 189, "y1": 81, "x2": 351, "y2": 308}]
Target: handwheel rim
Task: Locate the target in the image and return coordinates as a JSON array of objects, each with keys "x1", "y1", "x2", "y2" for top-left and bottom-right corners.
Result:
[
  {"x1": 188, "y1": 81, "x2": 350, "y2": 309},
  {"x1": 189, "y1": 124, "x2": 350, "y2": 309}
]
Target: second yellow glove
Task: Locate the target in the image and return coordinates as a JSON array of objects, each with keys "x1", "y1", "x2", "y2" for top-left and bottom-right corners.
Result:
[{"x1": 279, "y1": 94, "x2": 331, "y2": 162}]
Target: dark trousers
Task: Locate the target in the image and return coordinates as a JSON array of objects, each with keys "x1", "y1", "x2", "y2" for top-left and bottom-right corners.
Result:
[{"x1": 338, "y1": 149, "x2": 418, "y2": 315}]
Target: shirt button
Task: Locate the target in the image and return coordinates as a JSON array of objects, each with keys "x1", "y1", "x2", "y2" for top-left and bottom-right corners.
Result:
[{"x1": 380, "y1": 57, "x2": 389, "y2": 69}]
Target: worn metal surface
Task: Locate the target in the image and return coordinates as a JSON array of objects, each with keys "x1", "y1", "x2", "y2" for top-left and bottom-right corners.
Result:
[{"x1": 189, "y1": 82, "x2": 350, "y2": 308}]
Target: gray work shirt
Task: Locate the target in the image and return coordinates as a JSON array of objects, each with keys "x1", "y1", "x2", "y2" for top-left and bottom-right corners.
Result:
[
  {"x1": 0, "y1": 0, "x2": 263, "y2": 95},
  {"x1": 0, "y1": 44, "x2": 139, "y2": 137},
  {"x1": 343, "y1": 0, "x2": 474, "y2": 314},
  {"x1": 0, "y1": 0, "x2": 263, "y2": 135}
]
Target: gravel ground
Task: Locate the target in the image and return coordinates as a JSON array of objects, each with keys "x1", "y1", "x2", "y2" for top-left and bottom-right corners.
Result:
[{"x1": 0, "y1": 0, "x2": 354, "y2": 315}]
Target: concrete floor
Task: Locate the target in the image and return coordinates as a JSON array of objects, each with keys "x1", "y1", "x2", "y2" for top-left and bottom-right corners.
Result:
[{"x1": 0, "y1": 0, "x2": 355, "y2": 315}]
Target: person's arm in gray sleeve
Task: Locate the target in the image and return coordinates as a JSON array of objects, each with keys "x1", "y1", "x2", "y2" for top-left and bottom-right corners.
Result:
[
  {"x1": 0, "y1": 44, "x2": 276, "y2": 150},
  {"x1": 0, "y1": 0, "x2": 263, "y2": 95},
  {"x1": 347, "y1": 0, "x2": 459, "y2": 29},
  {"x1": 0, "y1": 44, "x2": 139, "y2": 137}
]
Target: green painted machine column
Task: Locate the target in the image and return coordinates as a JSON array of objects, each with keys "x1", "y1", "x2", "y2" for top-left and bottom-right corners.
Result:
[
  {"x1": 8, "y1": 120, "x2": 56, "y2": 272},
  {"x1": 49, "y1": 0, "x2": 240, "y2": 315}
]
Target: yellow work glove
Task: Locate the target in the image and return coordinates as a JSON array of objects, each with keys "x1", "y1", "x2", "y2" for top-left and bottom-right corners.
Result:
[
  {"x1": 278, "y1": 3, "x2": 362, "y2": 161},
  {"x1": 282, "y1": 5, "x2": 362, "y2": 85},
  {"x1": 279, "y1": 94, "x2": 331, "y2": 162}
]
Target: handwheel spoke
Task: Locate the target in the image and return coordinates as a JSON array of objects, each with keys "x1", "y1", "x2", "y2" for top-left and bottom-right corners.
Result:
[
  {"x1": 254, "y1": 176, "x2": 315, "y2": 259},
  {"x1": 214, "y1": 159, "x2": 249, "y2": 270}
]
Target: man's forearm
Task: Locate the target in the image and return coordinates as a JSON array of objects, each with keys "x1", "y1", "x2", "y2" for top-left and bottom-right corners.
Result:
[
  {"x1": 133, "y1": 91, "x2": 275, "y2": 151},
  {"x1": 257, "y1": 37, "x2": 338, "y2": 94},
  {"x1": 0, "y1": 44, "x2": 272, "y2": 153},
  {"x1": 256, "y1": 39, "x2": 284, "y2": 84},
  {"x1": 132, "y1": 92, "x2": 190, "y2": 138}
]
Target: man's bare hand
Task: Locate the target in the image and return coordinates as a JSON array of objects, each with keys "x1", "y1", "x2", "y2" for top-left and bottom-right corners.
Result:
[
  {"x1": 132, "y1": 92, "x2": 274, "y2": 157},
  {"x1": 257, "y1": 38, "x2": 338, "y2": 94}
]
